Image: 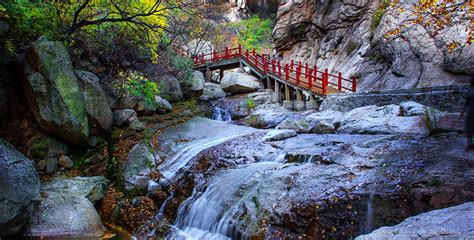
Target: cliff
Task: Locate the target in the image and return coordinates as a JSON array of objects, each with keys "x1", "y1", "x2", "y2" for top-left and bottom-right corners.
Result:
[{"x1": 272, "y1": 0, "x2": 473, "y2": 91}]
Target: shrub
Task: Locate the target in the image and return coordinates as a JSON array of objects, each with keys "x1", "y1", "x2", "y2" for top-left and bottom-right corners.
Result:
[
  {"x1": 116, "y1": 71, "x2": 159, "y2": 104},
  {"x1": 346, "y1": 40, "x2": 361, "y2": 55},
  {"x1": 245, "y1": 98, "x2": 256, "y2": 110},
  {"x1": 370, "y1": 0, "x2": 390, "y2": 31},
  {"x1": 228, "y1": 15, "x2": 274, "y2": 52}
]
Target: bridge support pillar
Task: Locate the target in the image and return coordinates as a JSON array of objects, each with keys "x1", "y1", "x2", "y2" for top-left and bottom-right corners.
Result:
[
  {"x1": 219, "y1": 69, "x2": 224, "y2": 82},
  {"x1": 266, "y1": 76, "x2": 272, "y2": 91},
  {"x1": 272, "y1": 80, "x2": 280, "y2": 103},
  {"x1": 206, "y1": 65, "x2": 211, "y2": 82},
  {"x1": 306, "y1": 94, "x2": 319, "y2": 110},
  {"x1": 294, "y1": 89, "x2": 305, "y2": 111},
  {"x1": 283, "y1": 84, "x2": 294, "y2": 110}
]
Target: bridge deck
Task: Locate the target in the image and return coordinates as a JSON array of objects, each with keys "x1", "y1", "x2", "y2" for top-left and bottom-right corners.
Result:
[{"x1": 176, "y1": 45, "x2": 356, "y2": 96}]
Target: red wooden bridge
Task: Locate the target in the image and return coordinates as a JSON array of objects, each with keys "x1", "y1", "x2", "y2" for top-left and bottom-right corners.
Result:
[{"x1": 176, "y1": 44, "x2": 357, "y2": 110}]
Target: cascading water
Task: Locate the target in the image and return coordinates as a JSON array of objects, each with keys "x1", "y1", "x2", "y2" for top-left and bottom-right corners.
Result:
[
  {"x1": 212, "y1": 106, "x2": 232, "y2": 122},
  {"x1": 361, "y1": 183, "x2": 377, "y2": 234},
  {"x1": 167, "y1": 160, "x2": 308, "y2": 240}
]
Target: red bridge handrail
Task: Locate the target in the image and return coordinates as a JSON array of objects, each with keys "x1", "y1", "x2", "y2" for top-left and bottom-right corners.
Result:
[{"x1": 174, "y1": 44, "x2": 357, "y2": 95}]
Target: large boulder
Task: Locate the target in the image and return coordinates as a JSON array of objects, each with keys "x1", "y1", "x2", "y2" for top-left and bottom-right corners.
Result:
[
  {"x1": 181, "y1": 71, "x2": 205, "y2": 98},
  {"x1": 22, "y1": 40, "x2": 89, "y2": 146},
  {"x1": 114, "y1": 109, "x2": 138, "y2": 127},
  {"x1": 221, "y1": 72, "x2": 260, "y2": 94},
  {"x1": 75, "y1": 70, "x2": 113, "y2": 132},
  {"x1": 160, "y1": 76, "x2": 183, "y2": 102},
  {"x1": 201, "y1": 82, "x2": 227, "y2": 101},
  {"x1": 0, "y1": 139, "x2": 40, "y2": 237},
  {"x1": 305, "y1": 110, "x2": 344, "y2": 128},
  {"x1": 122, "y1": 141, "x2": 158, "y2": 191},
  {"x1": 245, "y1": 107, "x2": 289, "y2": 128},
  {"x1": 23, "y1": 193, "x2": 105, "y2": 238},
  {"x1": 356, "y1": 202, "x2": 474, "y2": 240},
  {"x1": 338, "y1": 115, "x2": 429, "y2": 137}
]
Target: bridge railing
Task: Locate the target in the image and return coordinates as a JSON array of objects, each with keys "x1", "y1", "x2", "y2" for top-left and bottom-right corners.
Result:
[{"x1": 174, "y1": 44, "x2": 357, "y2": 94}]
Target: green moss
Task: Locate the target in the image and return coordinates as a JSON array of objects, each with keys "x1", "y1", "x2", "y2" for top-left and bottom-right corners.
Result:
[
  {"x1": 346, "y1": 40, "x2": 361, "y2": 55},
  {"x1": 370, "y1": 0, "x2": 389, "y2": 31},
  {"x1": 245, "y1": 98, "x2": 256, "y2": 110}
]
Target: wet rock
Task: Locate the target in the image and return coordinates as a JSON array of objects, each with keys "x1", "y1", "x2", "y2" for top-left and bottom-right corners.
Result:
[
  {"x1": 0, "y1": 139, "x2": 40, "y2": 237},
  {"x1": 114, "y1": 109, "x2": 138, "y2": 127},
  {"x1": 75, "y1": 70, "x2": 113, "y2": 132},
  {"x1": 23, "y1": 193, "x2": 105, "y2": 238},
  {"x1": 201, "y1": 83, "x2": 226, "y2": 101},
  {"x1": 276, "y1": 118, "x2": 312, "y2": 133},
  {"x1": 220, "y1": 72, "x2": 260, "y2": 94},
  {"x1": 147, "y1": 180, "x2": 162, "y2": 192},
  {"x1": 181, "y1": 71, "x2": 205, "y2": 98},
  {"x1": 58, "y1": 155, "x2": 73, "y2": 169},
  {"x1": 262, "y1": 129, "x2": 297, "y2": 142},
  {"x1": 123, "y1": 141, "x2": 157, "y2": 191},
  {"x1": 160, "y1": 76, "x2": 183, "y2": 102},
  {"x1": 45, "y1": 158, "x2": 58, "y2": 174},
  {"x1": 22, "y1": 40, "x2": 89, "y2": 146},
  {"x1": 27, "y1": 133, "x2": 69, "y2": 159},
  {"x1": 129, "y1": 120, "x2": 146, "y2": 132},
  {"x1": 245, "y1": 106, "x2": 289, "y2": 128},
  {"x1": 310, "y1": 120, "x2": 335, "y2": 134},
  {"x1": 356, "y1": 202, "x2": 474, "y2": 240},
  {"x1": 40, "y1": 176, "x2": 110, "y2": 202}
]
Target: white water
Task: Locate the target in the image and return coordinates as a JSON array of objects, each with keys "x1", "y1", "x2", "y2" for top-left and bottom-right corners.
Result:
[
  {"x1": 167, "y1": 161, "x2": 305, "y2": 239},
  {"x1": 212, "y1": 106, "x2": 232, "y2": 122},
  {"x1": 361, "y1": 183, "x2": 376, "y2": 234},
  {"x1": 158, "y1": 133, "x2": 253, "y2": 182}
]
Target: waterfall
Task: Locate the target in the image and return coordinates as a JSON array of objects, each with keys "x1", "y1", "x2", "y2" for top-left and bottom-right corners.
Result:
[
  {"x1": 361, "y1": 183, "x2": 376, "y2": 234},
  {"x1": 167, "y1": 160, "x2": 307, "y2": 240},
  {"x1": 212, "y1": 106, "x2": 232, "y2": 122}
]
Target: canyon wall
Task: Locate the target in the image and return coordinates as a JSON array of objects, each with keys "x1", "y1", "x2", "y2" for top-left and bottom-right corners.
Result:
[{"x1": 272, "y1": 0, "x2": 473, "y2": 92}]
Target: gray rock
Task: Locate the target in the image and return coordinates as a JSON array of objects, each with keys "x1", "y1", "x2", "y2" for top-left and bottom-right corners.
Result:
[
  {"x1": 23, "y1": 193, "x2": 105, "y2": 238},
  {"x1": 0, "y1": 139, "x2": 40, "y2": 237},
  {"x1": 245, "y1": 106, "x2": 289, "y2": 128},
  {"x1": 45, "y1": 158, "x2": 58, "y2": 174},
  {"x1": 400, "y1": 101, "x2": 432, "y2": 116},
  {"x1": 160, "y1": 76, "x2": 183, "y2": 102},
  {"x1": 343, "y1": 105, "x2": 379, "y2": 125},
  {"x1": 58, "y1": 155, "x2": 73, "y2": 169},
  {"x1": 35, "y1": 160, "x2": 47, "y2": 171},
  {"x1": 22, "y1": 41, "x2": 89, "y2": 146},
  {"x1": 114, "y1": 109, "x2": 138, "y2": 127},
  {"x1": 147, "y1": 180, "x2": 162, "y2": 192},
  {"x1": 201, "y1": 82, "x2": 227, "y2": 100},
  {"x1": 27, "y1": 133, "x2": 69, "y2": 159},
  {"x1": 305, "y1": 110, "x2": 344, "y2": 128},
  {"x1": 276, "y1": 119, "x2": 312, "y2": 133},
  {"x1": 75, "y1": 70, "x2": 113, "y2": 131},
  {"x1": 221, "y1": 72, "x2": 260, "y2": 94},
  {"x1": 40, "y1": 176, "x2": 110, "y2": 202},
  {"x1": 181, "y1": 71, "x2": 205, "y2": 98},
  {"x1": 338, "y1": 115, "x2": 429, "y2": 137},
  {"x1": 130, "y1": 120, "x2": 146, "y2": 132},
  {"x1": 155, "y1": 95, "x2": 173, "y2": 113},
  {"x1": 310, "y1": 120, "x2": 335, "y2": 134},
  {"x1": 262, "y1": 129, "x2": 297, "y2": 142},
  {"x1": 123, "y1": 141, "x2": 157, "y2": 191},
  {"x1": 356, "y1": 202, "x2": 474, "y2": 240}
]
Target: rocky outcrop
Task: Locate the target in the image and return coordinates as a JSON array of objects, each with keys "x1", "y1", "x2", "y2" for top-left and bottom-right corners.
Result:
[
  {"x1": 22, "y1": 40, "x2": 89, "y2": 146},
  {"x1": 273, "y1": 1, "x2": 472, "y2": 91},
  {"x1": 221, "y1": 72, "x2": 260, "y2": 94},
  {"x1": 181, "y1": 71, "x2": 205, "y2": 98},
  {"x1": 75, "y1": 70, "x2": 113, "y2": 132},
  {"x1": 356, "y1": 202, "x2": 474, "y2": 240},
  {"x1": 0, "y1": 139, "x2": 40, "y2": 237}
]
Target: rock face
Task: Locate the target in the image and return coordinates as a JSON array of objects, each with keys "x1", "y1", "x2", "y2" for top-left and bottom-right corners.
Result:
[
  {"x1": 181, "y1": 71, "x2": 205, "y2": 98},
  {"x1": 356, "y1": 202, "x2": 474, "y2": 240},
  {"x1": 0, "y1": 139, "x2": 40, "y2": 237},
  {"x1": 220, "y1": 72, "x2": 260, "y2": 94},
  {"x1": 22, "y1": 40, "x2": 89, "y2": 146},
  {"x1": 273, "y1": 1, "x2": 472, "y2": 91},
  {"x1": 75, "y1": 70, "x2": 113, "y2": 132}
]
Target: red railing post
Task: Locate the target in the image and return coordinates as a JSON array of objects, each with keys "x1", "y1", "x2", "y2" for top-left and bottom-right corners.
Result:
[
  {"x1": 305, "y1": 63, "x2": 309, "y2": 75},
  {"x1": 290, "y1": 60, "x2": 294, "y2": 70},
  {"x1": 338, "y1": 72, "x2": 342, "y2": 91},
  {"x1": 262, "y1": 55, "x2": 267, "y2": 73},
  {"x1": 213, "y1": 51, "x2": 217, "y2": 61},
  {"x1": 352, "y1": 77, "x2": 357, "y2": 92},
  {"x1": 308, "y1": 69, "x2": 313, "y2": 89},
  {"x1": 225, "y1": 47, "x2": 229, "y2": 59},
  {"x1": 238, "y1": 44, "x2": 242, "y2": 56},
  {"x1": 272, "y1": 60, "x2": 276, "y2": 73},
  {"x1": 296, "y1": 62, "x2": 302, "y2": 84},
  {"x1": 323, "y1": 68, "x2": 328, "y2": 95},
  {"x1": 278, "y1": 61, "x2": 282, "y2": 76},
  {"x1": 285, "y1": 64, "x2": 289, "y2": 80},
  {"x1": 245, "y1": 49, "x2": 249, "y2": 60},
  {"x1": 201, "y1": 53, "x2": 205, "y2": 64}
]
